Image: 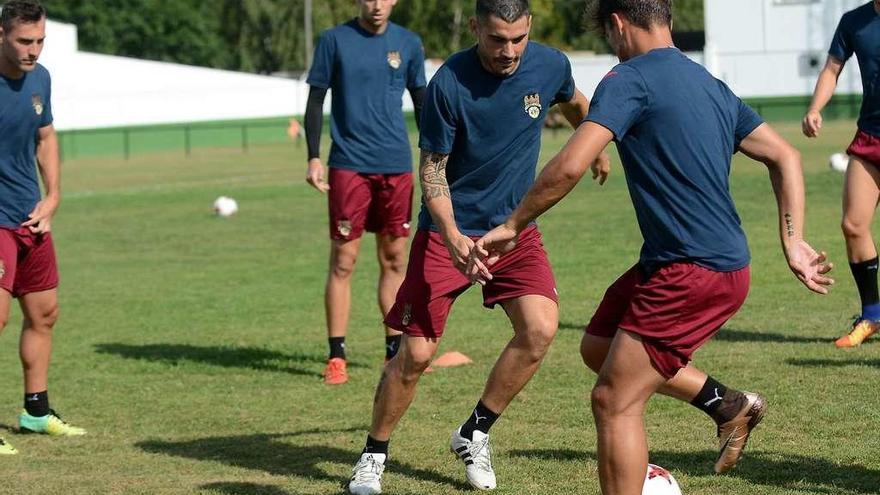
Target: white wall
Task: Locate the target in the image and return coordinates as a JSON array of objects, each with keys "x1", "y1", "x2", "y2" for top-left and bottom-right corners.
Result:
[
  {"x1": 40, "y1": 20, "x2": 427, "y2": 131},
  {"x1": 704, "y1": 0, "x2": 865, "y2": 97}
]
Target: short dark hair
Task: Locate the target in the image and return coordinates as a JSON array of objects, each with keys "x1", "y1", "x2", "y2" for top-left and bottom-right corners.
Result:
[
  {"x1": 476, "y1": 0, "x2": 530, "y2": 24},
  {"x1": 589, "y1": 0, "x2": 672, "y2": 30},
  {"x1": 0, "y1": 0, "x2": 46, "y2": 31}
]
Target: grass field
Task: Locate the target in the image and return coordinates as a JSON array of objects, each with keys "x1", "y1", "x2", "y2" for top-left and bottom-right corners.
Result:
[{"x1": 1, "y1": 119, "x2": 878, "y2": 494}]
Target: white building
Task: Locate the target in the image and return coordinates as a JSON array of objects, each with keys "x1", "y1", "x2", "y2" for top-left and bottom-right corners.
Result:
[{"x1": 704, "y1": 0, "x2": 864, "y2": 97}]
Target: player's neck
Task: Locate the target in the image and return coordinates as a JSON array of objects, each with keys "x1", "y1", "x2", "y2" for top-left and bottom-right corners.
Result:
[
  {"x1": 627, "y1": 29, "x2": 674, "y2": 59},
  {"x1": 0, "y1": 58, "x2": 25, "y2": 80},
  {"x1": 357, "y1": 16, "x2": 389, "y2": 35}
]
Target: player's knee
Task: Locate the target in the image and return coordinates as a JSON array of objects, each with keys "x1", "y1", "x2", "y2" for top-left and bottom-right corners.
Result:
[
  {"x1": 401, "y1": 350, "x2": 433, "y2": 376},
  {"x1": 523, "y1": 320, "x2": 557, "y2": 357},
  {"x1": 330, "y1": 256, "x2": 357, "y2": 279},
  {"x1": 0, "y1": 315, "x2": 7, "y2": 335},
  {"x1": 841, "y1": 216, "x2": 870, "y2": 240},
  {"x1": 590, "y1": 383, "x2": 615, "y2": 418},
  {"x1": 379, "y1": 251, "x2": 407, "y2": 275},
  {"x1": 36, "y1": 304, "x2": 60, "y2": 330}
]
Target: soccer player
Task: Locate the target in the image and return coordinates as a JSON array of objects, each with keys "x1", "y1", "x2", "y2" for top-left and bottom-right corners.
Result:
[
  {"x1": 473, "y1": 0, "x2": 833, "y2": 493},
  {"x1": 346, "y1": 1, "x2": 610, "y2": 493},
  {"x1": 803, "y1": 0, "x2": 880, "y2": 348},
  {"x1": 304, "y1": 0, "x2": 427, "y2": 385},
  {"x1": 0, "y1": 0, "x2": 86, "y2": 455}
]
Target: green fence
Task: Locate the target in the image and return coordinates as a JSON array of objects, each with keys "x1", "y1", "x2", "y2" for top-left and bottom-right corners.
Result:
[
  {"x1": 743, "y1": 93, "x2": 861, "y2": 122},
  {"x1": 56, "y1": 96, "x2": 860, "y2": 161}
]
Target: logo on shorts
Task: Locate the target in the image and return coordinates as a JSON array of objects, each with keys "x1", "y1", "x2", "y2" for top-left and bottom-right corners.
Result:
[
  {"x1": 0, "y1": 260, "x2": 4, "y2": 280},
  {"x1": 32, "y1": 94, "x2": 44, "y2": 116},
  {"x1": 401, "y1": 303, "x2": 412, "y2": 326},
  {"x1": 524, "y1": 93, "x2": 542, "y2": 119},
  {"x1": 402, "y1": 222, "x2": 411, "y2": 230},
  {"x1": 387, "y1": 51, "x2": 402, "y2": 70},
  {"x1": 337, "y1": 220, "x2": 352, "y2": 237}
]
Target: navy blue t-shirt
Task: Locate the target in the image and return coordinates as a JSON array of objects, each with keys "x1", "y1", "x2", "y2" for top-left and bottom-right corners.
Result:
[
  {"x1": 308, "y1": 20, "x2": 426, "y2": 174},
  {"x1": 829, "y1": 2, "x2": 880, "y2": 136},
  {"x1": 586, "y1": 48, "x2": 763, "y2": 273},
  {"x1": 0, "y1": 64, "x2": 53, "y2": 229},
  {"x1": 418, "y1": 42, "x2": 575, "y2": 235}
]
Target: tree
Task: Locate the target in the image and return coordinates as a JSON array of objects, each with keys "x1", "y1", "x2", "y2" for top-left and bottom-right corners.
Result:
[{"x1": 43, "y1": 0, "x2": 706, "y2": 73}]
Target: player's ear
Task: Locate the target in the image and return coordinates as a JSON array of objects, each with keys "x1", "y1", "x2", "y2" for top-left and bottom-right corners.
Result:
[
  {"x1": 610, "y1": 13, "x2": 625, "y2": 35},
  {"x1": 469, "y1": 17, "x2": 479, "y2": 38}
]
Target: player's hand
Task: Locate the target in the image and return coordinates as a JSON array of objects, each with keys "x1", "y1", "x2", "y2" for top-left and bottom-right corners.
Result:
[
  {"x1": 306, "y1": 158, "x2": 330, "y2": 193},
  {"x1": 592, "y1": 152, "x2": 611, "y2": 185},
  {"x1": 802, "y1": 110, "x2": 823, "y2": 138},
  {"x1": 21, "y1": 194, "x2": 59, "y2": 234},
  {"x1": 442, "y1": 231, "x2": 478, "y2": 280},
  {"x1": 785, "y1": 239, "x2": 834, "y2": 294},
  {"x1": 466, "y1": 223, "x2": 520, "y2": 284}
]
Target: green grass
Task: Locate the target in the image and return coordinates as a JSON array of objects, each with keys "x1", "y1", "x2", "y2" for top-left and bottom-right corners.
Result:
[{"x1": 1, "y1": 120, "x2": 878, "y2": 494}]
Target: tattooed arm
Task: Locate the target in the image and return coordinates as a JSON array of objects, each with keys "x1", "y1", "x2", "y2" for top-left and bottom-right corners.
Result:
[
  {"x1": 738, "y1": 123, "x2": 834, "y2": 294},
  {"x1": 420, "y1": 149, "x2": 476, "y2": 276}
]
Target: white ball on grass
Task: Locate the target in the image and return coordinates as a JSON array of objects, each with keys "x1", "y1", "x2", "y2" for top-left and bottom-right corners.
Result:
[
  {"x1": 213, "y1": 196, "x2": 238, "y2": 217},
  {"x1": 642, "y1": 464, "x2": 682, "y2": 495}
]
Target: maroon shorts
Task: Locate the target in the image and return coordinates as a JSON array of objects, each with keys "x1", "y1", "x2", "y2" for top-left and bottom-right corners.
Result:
[
  {"x1": 847, "y1": 130, "x2": 880, "y2": 165},
  {"x1": 385, "y1": 225, "x2": 558, "y2": 339},
  {"x1": 328, "y1": 167, "x2": 413, "y2": 241},
  {"x1": 0, "y1": 227, "x2": 59, "y2": 298},
  {"x1": 586, "y1": 262, "x2": 750, "y2": 379}
]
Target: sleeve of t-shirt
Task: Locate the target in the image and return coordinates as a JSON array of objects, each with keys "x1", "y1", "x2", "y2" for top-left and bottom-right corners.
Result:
[
  {"x1": 418, "y1": 71, "x2": 457, "y2": 154},
  {"x1": 407, "y1": 35, "x2": 427, "y2": 90},
  {"x1": 584, "y1": 65, "x2": 648, "y2": 140},
  {"x1": 829, "y1": 14, "x2": 854, "y2": 62},
  {"x1": 306, "y1": 31, "x2": 335, "y2": 89},
  {"x1": 551, "y1": 51, "x2": 576, "y2": 106},
  {"x1": 40, "y1": 69, "x2": 53, "y2": 127},
  {"x1": 734, "y1": 98, "x2": 764, "y2": 149}
]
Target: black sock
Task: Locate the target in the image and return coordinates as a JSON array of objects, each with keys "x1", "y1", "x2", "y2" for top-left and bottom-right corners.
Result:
[
  {"x1": 459, "y1": 400, "x2": 500, "y2": 440},
  {"x1": 329, "y1": 337, "x2": 346, "y2": 360},
  {"x1": 690, "y1": 376, "x2": 728, "y2": 418},
  {"x1": 363, "y1": 435, "x2": 389, "y2": 456},
  {"x1": 24, "y1": 390, "x2": 49, "y2": 417},
  {"x1": 850, "y1": 257, "x2": 880, "y2": 314},
  {"x1": 385, "y1": 335, "x2": 402, "y2": 360}
]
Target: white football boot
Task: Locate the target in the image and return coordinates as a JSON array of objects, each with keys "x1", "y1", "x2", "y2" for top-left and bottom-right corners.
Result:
[
  {"x1": 450, "y1": 427, "x2": 497, "y2": 490},
  {"x1": 348, "y1": 453, "x2": 386, "y2": 495}
]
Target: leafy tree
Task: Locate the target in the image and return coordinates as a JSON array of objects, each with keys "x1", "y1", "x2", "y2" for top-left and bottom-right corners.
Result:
[{"x1": 42, "y1": 0, "x2": 705, "y2": 73}]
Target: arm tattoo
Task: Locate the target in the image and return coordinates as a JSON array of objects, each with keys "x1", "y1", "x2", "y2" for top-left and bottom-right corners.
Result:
[
  {"x1": 784, "y1": 213, "x2": 795, "y2": 238},
  {"x1": 420, "y1": 151, "x2": 450, "y2": 200}
]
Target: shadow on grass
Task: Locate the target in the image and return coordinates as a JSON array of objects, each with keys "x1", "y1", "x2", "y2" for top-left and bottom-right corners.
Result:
[
  {"x1": 94, "y1": 343, "x2": 367, "y2": 378},
  {"x1": 199, "y1": 482, "x2": 293, "y2": 495},
  {"x1": 786, "y1": 358, "x2": 880, "y2": 368},
  {"x1": 138, "y1": 429, "x2": 470, "y2": 492},
  {"x1": 509, "y1": 448, "x2": 879, "y2": 493},
  {"x1": 558, "y1": 322, "x2": 833, "y2": 344},
  {"x1": 713, "y1": 329, "x2": 833, "y2": 344}
]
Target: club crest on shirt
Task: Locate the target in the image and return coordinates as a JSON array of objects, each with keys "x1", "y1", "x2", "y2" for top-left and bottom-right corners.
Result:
[
  {"x1": 337, "y1": 220, "x2": 352, "y2": 237},
  {"x1": 524, "y1": 93, "x2": 542, "y2": 119},
  {"x1": 31, "y1": 94, "x2": 43, "y2": 116},
  {"x1": 387, "y1": 51, "x2": 402, "y2": 70}
]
